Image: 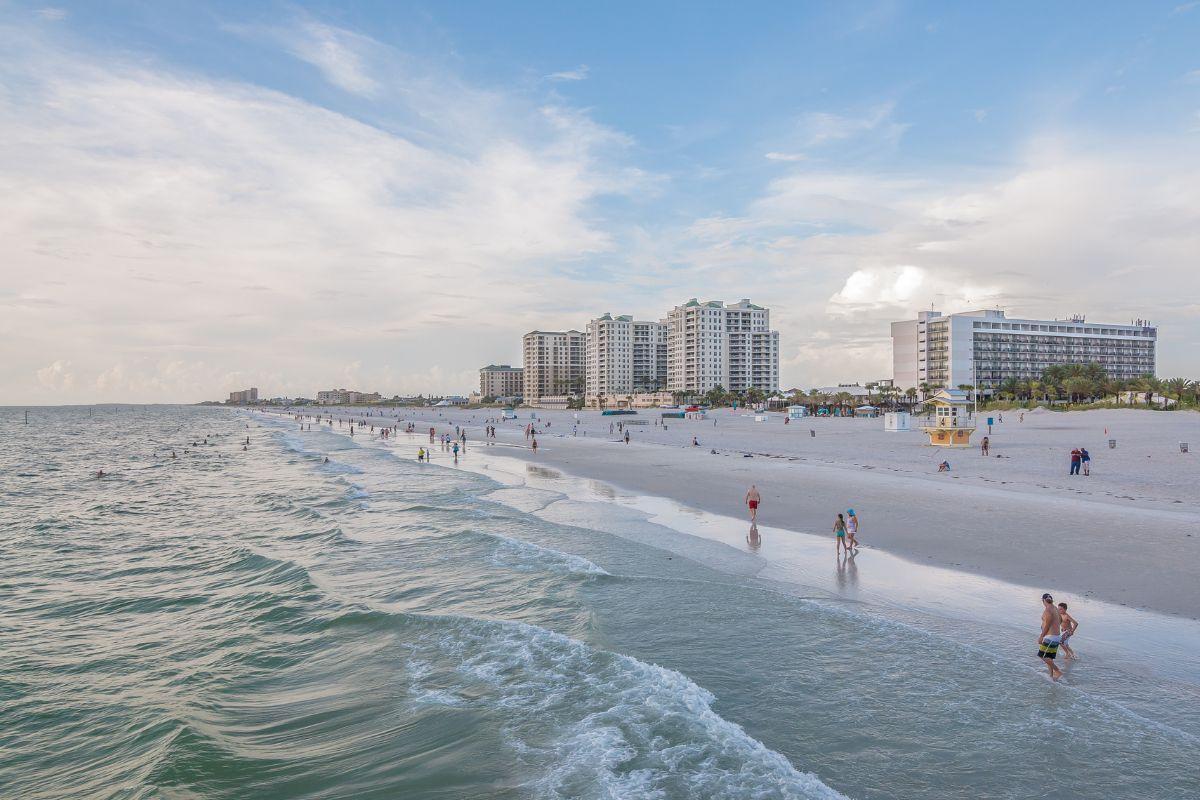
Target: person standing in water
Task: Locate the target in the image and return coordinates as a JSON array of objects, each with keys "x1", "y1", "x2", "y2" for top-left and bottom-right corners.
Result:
[
  {"x1": 1058, "y1": 602, "x2": 1079, "y2": 660},
  {"x1": 833, "y1": 513, "x2": 848, "y2": 554},
  {"x1": 745, "y1": 485, "x2": 761, "y2": 521},
  {"x1": 1037, "y1": 593, "x2": 1063, "y2": 680}
]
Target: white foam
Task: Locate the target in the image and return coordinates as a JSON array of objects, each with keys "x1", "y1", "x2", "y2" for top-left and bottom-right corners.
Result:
[
  {"x1": 486, "y1": 531, "x2": 610, "y2": 577},
  {"x1": 409, "y1": 616, "x2": 848, "y2": 800}
]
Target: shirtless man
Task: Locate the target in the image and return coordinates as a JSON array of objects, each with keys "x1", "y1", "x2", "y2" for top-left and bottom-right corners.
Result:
[
  {"x1": 1058, "y1": 602, "x2": 1079, "y2": 660},
  {"x1": 1037, "y1": 593, "x2": 1064, "y2": 680},
  {"x1": 745, "y1": 485, "x2": 761, "y2": 521}
]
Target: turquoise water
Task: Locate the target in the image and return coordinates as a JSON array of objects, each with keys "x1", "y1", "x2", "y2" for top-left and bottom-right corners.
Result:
[{"x1": 2, "y1": 406, "x2": 1197, "y2": 799}]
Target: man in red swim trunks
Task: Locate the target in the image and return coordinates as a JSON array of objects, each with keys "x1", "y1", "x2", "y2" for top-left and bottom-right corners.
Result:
[{"x1": 745, "y1": 485, "x2": 761, "y2": 521}]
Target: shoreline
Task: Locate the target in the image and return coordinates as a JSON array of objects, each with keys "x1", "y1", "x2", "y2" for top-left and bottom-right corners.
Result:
[
  {"x1": 253, "y1": 408, "x2": 1200, "y2": 690},
  {"x1": 260, "y1": 406, "x2": 1200, "y2": 621}
]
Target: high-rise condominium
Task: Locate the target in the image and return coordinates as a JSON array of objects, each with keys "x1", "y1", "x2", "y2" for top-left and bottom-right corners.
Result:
[
  {"x1": 522, "y1": 330, "x2": 585, "y2": 406},
  {"x1": 665, "y1": 299, "x2": 780, "y2": 394},
  {"x1": 584, "y1": 314, "x2": 667, "y2": 397}
]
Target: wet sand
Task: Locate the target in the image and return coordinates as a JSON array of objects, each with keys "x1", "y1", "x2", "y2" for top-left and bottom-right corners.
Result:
[{"x1": 270, "y1": 406, "x2": 1200, "y2": 619}]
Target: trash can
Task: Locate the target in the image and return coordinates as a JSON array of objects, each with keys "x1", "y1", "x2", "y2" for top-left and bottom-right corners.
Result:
[
  {"x1": 1182, "y1": 442, "x2": 1190, "y2": 454},
  {"x1": 1108, "y1": 439, "x2": 1116, "y2": 449}
]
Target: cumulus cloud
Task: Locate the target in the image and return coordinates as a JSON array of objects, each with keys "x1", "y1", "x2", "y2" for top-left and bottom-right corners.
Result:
[
  {"x1": 668, "y1": 142, "x2": 1200, "y2": 383},
  {"x1": 37, "y1": 360, "x2": 75, "y2": 391}
]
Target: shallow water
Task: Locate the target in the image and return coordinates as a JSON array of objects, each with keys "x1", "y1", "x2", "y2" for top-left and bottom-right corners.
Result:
[{"x1": 2, "y1": 406, "x2": 1197, "y2": 799}]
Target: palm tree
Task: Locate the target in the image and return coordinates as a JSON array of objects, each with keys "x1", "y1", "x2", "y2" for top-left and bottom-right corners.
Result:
[
  {"x1": 1163, "y1": 378, "x2": 1194, "y2": 409},
  {"x1": 1062, "y1": 376, "x2": 1094, "y2": 404},
  {"x1": 919, "y1": 382, "x2": 930, "y2": 401},
  {"x1": 835, "y1": 391, "x2": 853, "y2": 416},
  {"x1": 904, "y1": 386, "x2": 917, "y2": 408},
  {"x1": 1133, "y1": 375, "x2": 1159, "y2": 407}
]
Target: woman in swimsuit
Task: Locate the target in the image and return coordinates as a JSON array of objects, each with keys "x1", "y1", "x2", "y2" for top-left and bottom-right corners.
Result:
[{"x1": 833, "y1": 513, "x2": 848, "y2": 554}]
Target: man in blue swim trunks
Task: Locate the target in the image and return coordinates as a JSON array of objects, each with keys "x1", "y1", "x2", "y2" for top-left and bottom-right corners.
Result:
[{"x1": 1037, "y1": 593, "x2": 1063, "y2": 680}]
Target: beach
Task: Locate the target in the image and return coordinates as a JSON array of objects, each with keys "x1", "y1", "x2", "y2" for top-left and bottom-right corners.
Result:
[{"x1": 313, "y1": 405, "x2": 1200, "y2": 620}]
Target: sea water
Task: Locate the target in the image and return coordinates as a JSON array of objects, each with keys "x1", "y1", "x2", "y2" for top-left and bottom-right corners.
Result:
[{"x1": 1, "y1": 406, "x2": 1197, "y2": 799}]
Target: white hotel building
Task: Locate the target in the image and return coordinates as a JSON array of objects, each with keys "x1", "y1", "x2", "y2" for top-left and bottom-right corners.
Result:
[
  {"x1": 665, "y1": 299, "x2": 780, "y2": 394},
  {"x1": 891, "y1": 309, "x2": 1157, "y2": 392},
  {"x1": 584, "y1": 314, "x2": 667, "y2": 398}
]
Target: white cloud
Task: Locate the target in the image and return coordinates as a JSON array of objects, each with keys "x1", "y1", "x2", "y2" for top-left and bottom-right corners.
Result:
[
  {"x1": 35, "y1": 7, "x2": 67, "y2": 21},
  {"x1": 282, "y1": 20, "x2": 381, "y2": 96},
  {"x1": 37, "y1": 360, "x2": 75, "y2": 390},
  {"x1": 799, "y1": 101, "x2": 908, "y2": 148},
  {"x1": 545, "y1": 64, "x2": 589, "y2": 81},
  {"x1": 0, "y1": 23, "x2": 644, "y2": 403},
  {"x1": 765, "y1": 152, "x2": 807, "y2": 162},
  {"x1": 669, "y1": 141, "x2": 1200, "y2": 384},
  {"x1": 973, "y1": 108, "x2": 988, "y2": 122}
]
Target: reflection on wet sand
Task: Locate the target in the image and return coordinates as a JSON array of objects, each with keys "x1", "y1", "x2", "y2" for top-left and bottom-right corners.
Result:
[
  {"x1": 526, "y1": 464, "x2": 562, "y2": 480},
  {"x1": 746, "y1": 522, "x2": 761, "y2": 552},
  {"x1": 588, "y1": 479, "x2": 616, "y2": 500},
  {"x1": 835, "y1": 550, "x2": 858, "y2": 592}
]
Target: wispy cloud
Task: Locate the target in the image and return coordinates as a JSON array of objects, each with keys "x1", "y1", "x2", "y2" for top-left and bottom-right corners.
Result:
[
  {"x1": 283, "y1": 20, "x2": 381, "y2": 96},
  {"x1": 765, "y1": 152, "x2": 807, "y2": 162},
  {"x1": 34, "y1": 7, "x2": 67, "y2": 21},
  {"x1": 800, "y1": 101, "x2": 909, "y2": 148},
  {"x1": 545, "y1": 64, "x2": 589, "y2": 81},
  {"x1": 0, "y1": 20, "x2": 646, "y2": 402}
]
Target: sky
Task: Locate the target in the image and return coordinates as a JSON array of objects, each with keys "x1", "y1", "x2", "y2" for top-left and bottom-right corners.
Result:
[{"x1": 2, "y1": 1, "x2": 1199, "y2": 403}]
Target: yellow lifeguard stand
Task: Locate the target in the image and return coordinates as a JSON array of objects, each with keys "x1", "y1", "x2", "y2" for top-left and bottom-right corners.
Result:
[{"x1": 921, "y1": 388, "x2": 975, "y2": 447}]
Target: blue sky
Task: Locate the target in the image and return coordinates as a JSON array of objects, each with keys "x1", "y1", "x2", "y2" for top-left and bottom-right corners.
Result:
[{"x1": 2, "y1": 1, "x2": 1199, "y2": 401}]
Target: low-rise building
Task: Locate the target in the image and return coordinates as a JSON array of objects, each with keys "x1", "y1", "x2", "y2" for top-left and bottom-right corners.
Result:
[{"x1": 316, "y1": 389, "x2": 381, "y2": 405}]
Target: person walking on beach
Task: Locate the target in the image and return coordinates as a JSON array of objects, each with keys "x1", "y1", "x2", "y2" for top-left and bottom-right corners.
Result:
[
  {"x1": 981, "y1": 436, "x2": 989, "y2": 456},
  {"x1": 1080, "y1": 447, "x2": 1091, "y2": 476},
  {"x1": 417, "y1": 448, "x2": 425, "y2": 462},
  {"x1": 845, "y1": 509, "x2": 860, "y2": 550},
  {"x1": 1037, "y1": 593, "x2": 1063, "y2": 680},
  {"x1": 1058, "y1": 602, "x2": 1079, "y2": 659},
  {"x1": 452, "y1": 441, "x2": 459, "y2": 463},
  {"x1": 745, "y1": 485, "x2": 761, "y2": 521},
  {"x1": 624, "y1": 430, "x2": 630, "y2": 444},
  {"x1": 833, "y1": 513, "x2": 849, "y2": 554},
  {"x1": 1069, "y1": 448, "x2": 1082, "y2": 475}
]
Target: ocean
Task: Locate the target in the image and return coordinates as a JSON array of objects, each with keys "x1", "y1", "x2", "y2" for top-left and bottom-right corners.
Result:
[{"x1": 2, "y1": 406, "x2": 1197, "y2": 799}]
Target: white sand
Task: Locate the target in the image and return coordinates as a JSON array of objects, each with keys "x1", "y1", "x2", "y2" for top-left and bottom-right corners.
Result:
[{"x1": 280, "y1": 405, "x2": 1200, "y2": 619}]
